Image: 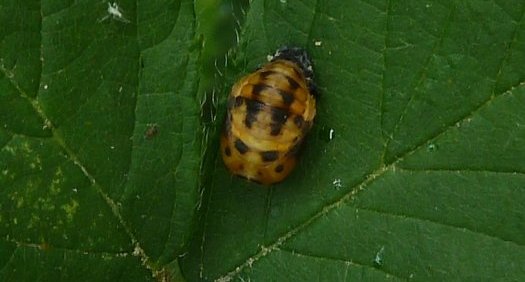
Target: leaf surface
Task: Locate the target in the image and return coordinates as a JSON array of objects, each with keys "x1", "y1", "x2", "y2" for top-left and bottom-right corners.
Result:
[
  {"x1": 181, "y1": 0, "x2": 525, "y2": 281},
  {"x1": 1, "y1": 0, "x2": 201, "y2": 280},
  {"x1": 1, "y1": 0, "x2": 524, "y2": 281}
]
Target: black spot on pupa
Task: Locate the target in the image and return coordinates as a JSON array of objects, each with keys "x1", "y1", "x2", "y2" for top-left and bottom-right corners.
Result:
[
  {"x1": 270, "y1": 107, "x2": 288, "y2": 136},
  {"x1": 261, "y1": 151, "x2": 279, "y2": 162},
  {"x1": 275, "y1": 164, "x2": 284, "y2": 173},
  {"x1": 234, "y1": 139, "x2": 249, "y2": 154},
  {"x1": 271, "y1": 107, "x2": 288, "y2": 123},
  {"x1": 234, "y1": 96, "x2": 244, "y2": 107},
  {"x1": 259, "y1": 70, "x2": 276, "y2": 80},
  {"x1": 224, "y1": 114, "x2": 232, "y2": 133},
  {"x1": 291, "y1": 67, "x2": 303, "y2": 82},
  {"x1": 245, "y1": 112, "x2": 257, "y2": 128},
  {"x1": 287, "y1": 142, "x2": 301, "y2": 157},
  {"x1": 308, "y1": 81, "x2": 318, "y2": 97},
  {"x1": 286, "y1": 76, "x2": 300, "y2": 90},
  {"x1": 252, "y1": 84, "x2": 267, "y2": 96},
  {"x1": 270, "y1": 125, "x2": 282, "y2": 136},
  {"x1": 279, "y1": 90, "x2": 294, "y2": 105},
  {"x1": 293, "y1": 116, "x2": 304, "y2": 128},
  {"x1": 224, "y1": 146, "x2": 231, "y2": 157},
  {"x1": 244, "y1": 99, "x2": 265, "y2": 128}
]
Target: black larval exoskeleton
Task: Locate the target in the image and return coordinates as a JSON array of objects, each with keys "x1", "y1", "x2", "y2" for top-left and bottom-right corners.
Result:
[{"x1": 272, "y1": 47, "x2": 316, "y2": 95}]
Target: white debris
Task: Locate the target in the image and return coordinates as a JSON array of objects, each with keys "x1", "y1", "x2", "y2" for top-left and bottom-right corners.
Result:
[
  {"x1": 314, "y1": 41, "x2": 322, "y2": 47},
  {"x1": 329, "y1": 128, "x2": 334, "y2": 140},
  {"x1": 374, "y1": 246, "x2": 385, "y2": 266},
  {"x1": 99, "y1": 2, "x2": 130, "y2": 23}
]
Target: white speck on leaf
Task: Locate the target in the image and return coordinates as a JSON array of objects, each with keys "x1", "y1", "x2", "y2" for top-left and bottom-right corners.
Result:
[
  {"x1": 332, "y1": 178, "x2": 342, "y2": 189},
  {"x1": 246, "y1": 257, "x2": 254, "y2": 268},
  {"x1": 329, "y1": 128, "x2": 334, "y2": 140},
  {"x1": 42, "y1": 119, "x2": 52, "y2": 130},
  {"x1": 132, "y1": 244, "x2": 143, "y2": 256},
  {"x1": 374, "y1": 246, "x2": 385, "y2": 266},
  {"x1": 427, "y1": 143, "x2": 437, "y2": 152},
  {"x1": 99, "y1": 2, "x2": 130, "y2": 23},
  {"x1": 314, "y1": 40, "x2": 322, "y2": 46},
  {"x1": 43, "y1": 84, "x2": 48, "y2": 90}
]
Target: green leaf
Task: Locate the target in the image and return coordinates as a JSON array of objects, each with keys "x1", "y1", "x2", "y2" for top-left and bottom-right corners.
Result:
[
  {"x1": 2, "y1": 0, "x2": 525, "y2": 281},
  {"x1": 180, "y1": 0, "x2": 525, "y2": 281},
  {"x1": 1, "y1": 0, "x2": 201, "y2": 280}
]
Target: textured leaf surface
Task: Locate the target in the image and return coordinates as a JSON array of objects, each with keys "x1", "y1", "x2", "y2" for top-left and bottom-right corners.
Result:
[
  {"x1": 1, "y1": 0, "x2": 201, "y2": 280},
  {"x1": 181, "y1": 0, "x2": 525, "y2": 281},
  {"x1": 1, "y1": 0, "x2": 525, "y2": 281}
]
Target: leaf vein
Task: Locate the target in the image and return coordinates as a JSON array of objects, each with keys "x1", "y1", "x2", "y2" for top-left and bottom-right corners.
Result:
[
  {"x1": 355, "y1": 206, "x2": 525, "y2": 248},
  {"x1": 392, "y1": 79, "x2": 525, "y2": 165},
  {"x1": 3, "y1": 238, "x2": 132, "y2": 257},
  {"x1": 490, "y1": 2, "x2": 525, "y2": 96},
  {"x1": 398, "y1": 167, "x2": 525, "y2": 176},
  {"x1": 0, "y1": 248, "x2": 16, "y2": 274},
  {"x1": 279, "y1": 248, "x2": 407, "y2": 281},
  {"x1": 384, "y1": 3, "x2": 456, "y2": 155},
  {"x1": 379, "y1": 0, "x2": 391, "y2": 165},
  {"x1": 304, "y1": 0, "x2": 320, "y2": 47}
]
